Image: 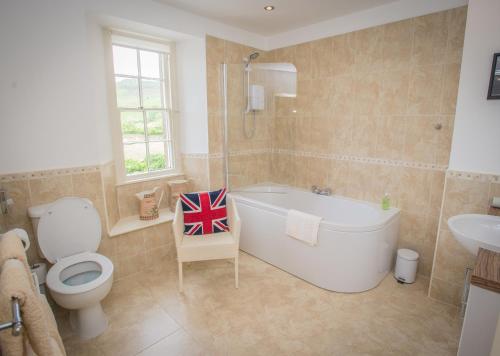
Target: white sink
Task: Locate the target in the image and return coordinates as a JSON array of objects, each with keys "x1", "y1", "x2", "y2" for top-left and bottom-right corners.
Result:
[{"x1": 447, "y1": 214, "x2": 500, "y2": 255}]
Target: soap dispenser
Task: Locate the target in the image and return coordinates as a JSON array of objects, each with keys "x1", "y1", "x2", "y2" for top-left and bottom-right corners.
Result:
[{"x1": 382, "y1": 193, "x2": 390, "y2": 210}]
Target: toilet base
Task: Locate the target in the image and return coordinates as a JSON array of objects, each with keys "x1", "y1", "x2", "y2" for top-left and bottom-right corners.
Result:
[{"x1": 69, "y1": 303, "x2": 108, "y2": 340}]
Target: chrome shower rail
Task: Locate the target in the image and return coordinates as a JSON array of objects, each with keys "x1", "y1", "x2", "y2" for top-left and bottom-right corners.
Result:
[{"x1": 0, "y1": 297, "x2": 23, "y2": 336}]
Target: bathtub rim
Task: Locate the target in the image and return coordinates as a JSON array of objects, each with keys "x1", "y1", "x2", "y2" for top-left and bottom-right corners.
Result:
[{"x1": 229, "y1": 183, "x2": 400, "y2": 233}]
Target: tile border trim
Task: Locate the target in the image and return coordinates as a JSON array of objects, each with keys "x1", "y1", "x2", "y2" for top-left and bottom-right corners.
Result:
[
  {"x1": 206, "y1": 148, "x2": 448, "y2": 171},
  {"x1": 446, "y1": 170, "x2": 500, "y2": 183},
  {"x1": 274, "y1": 149, "x2": 448, "y2": 171},
  {"x1": 0, "y1": 165, "x2": 101, "y2": 183}
]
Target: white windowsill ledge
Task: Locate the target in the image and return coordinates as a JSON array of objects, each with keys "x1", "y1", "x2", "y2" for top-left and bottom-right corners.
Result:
[
  {"x1": 109, "y1": 208, "x2": 174, "y2": 237},
  {"x1": 115, "y1": 172, "x2": 185, "y2": 187}
]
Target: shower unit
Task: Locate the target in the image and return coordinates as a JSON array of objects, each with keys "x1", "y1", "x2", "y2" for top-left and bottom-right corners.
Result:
[
  {"x1": 243, "y1": 52, "x2": 263, "y2": 139},
  {"x1": 220, "y1": 52, "x2": 263, "y2": 190},
  {"x1": 220, "y1": 52, "x2": 297, "y2": 191}
]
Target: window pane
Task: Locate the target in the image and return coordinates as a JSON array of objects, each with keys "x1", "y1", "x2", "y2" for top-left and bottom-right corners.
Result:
[
  {"x1": 146, "y1": 111, "x2": 165, "y2": 140},
  {"x1": 121, "y1": 112, "x2": 145, "y2": 143},
  {"x1": 140, "y1": 50, "x2": 160, "y2": 78},
  {"x1": 112, "y1": 46, "x2": 138, "y2": 76},
  {"x1": 124, "y1": 143, "x2": 147, "y2": 175},
  {"x1": 142, "y1": 79, "x2": 162, "y2": 108},
  {"x1": 148, "y1": 142, "x2": 167, "y2": 171},
  {"x1": 115, "y1": 77, "x2": 140, "y2": 108}
]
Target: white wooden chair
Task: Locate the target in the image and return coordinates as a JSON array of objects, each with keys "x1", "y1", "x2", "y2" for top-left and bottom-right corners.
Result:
[{"x1": 172, "y1": 197, "x2": 241, "y2": 292}]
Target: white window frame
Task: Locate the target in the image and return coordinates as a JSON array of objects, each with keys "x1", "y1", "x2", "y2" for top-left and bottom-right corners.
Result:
[{"x1": 106, "y1": 31, "x2": 180, "y2": 184}]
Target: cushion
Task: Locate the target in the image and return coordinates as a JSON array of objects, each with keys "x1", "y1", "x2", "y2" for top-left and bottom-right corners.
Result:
[{"x1": 180, "y1": 188, "x2": 230, "y2": 236}]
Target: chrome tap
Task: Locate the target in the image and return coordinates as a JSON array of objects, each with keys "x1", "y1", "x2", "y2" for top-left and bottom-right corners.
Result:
[
  {"x1": 311, "y1": 186, "x2": 332, "y2": 196},
  {"x1": 0, "y1": 189, "x2": 8, "y2": 215}
]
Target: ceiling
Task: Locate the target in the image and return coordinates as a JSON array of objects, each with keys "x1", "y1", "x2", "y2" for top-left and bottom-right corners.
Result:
[{"x1": 155, "y1": 0, "x2": 399, "y2": 35}]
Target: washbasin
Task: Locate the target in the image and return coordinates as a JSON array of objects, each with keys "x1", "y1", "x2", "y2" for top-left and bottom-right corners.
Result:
[{"x1": 447, "y1": 214, "x2": 500, "y2": 255}]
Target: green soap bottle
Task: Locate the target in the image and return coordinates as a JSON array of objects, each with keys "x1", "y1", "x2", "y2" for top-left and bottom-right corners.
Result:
[{"x1": 382, "y1": 193, "x2": 390, "y2": 210}]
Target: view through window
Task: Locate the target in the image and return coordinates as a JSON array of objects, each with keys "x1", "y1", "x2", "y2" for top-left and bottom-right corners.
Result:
[{"x1": 112, "y1": 42, "x2": 174, "y2": 177}]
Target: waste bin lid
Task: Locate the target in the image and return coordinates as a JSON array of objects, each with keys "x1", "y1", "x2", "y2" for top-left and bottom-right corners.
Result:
[{"x1": 398, "y1": 248, "x2": 419, "y2": 261}]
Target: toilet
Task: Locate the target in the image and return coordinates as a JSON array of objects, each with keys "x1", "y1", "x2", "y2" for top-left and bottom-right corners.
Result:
[{"x1": 28, "y1": 197, "x2": 113, "y2": 340}]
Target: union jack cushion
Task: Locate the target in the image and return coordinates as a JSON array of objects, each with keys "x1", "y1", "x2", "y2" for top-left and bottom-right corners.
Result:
[{"x1": 180, "y1": 188, "x2": 230, "y2": 236}]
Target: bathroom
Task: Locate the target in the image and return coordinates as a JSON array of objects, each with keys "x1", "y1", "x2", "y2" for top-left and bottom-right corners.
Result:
[{"x1": 0, "y1": 0, "x2": 499, "y2": 355}]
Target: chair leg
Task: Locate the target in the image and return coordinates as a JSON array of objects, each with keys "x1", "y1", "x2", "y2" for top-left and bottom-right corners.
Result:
[
  {"x1": 234, "y1": 255, "x2": 239, "y2": 289},
  {"x1": 178, "y1": 261, "x2": 183, "y2": 292}
]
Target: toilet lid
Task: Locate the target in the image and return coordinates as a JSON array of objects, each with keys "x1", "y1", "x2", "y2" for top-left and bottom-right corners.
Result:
[{"x1": 37, "y1": 197, "x2": 101, "y2": 263}]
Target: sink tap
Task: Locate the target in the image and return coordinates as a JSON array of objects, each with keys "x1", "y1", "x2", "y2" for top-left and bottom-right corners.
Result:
[{"x1": 311, "y1": 186, "x2": 332, "y2": 196}]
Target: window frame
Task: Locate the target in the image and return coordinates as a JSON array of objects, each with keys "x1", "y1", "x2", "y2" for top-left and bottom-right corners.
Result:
[{"x1": 107, "y1": 31, "x2": 180, "y2": 184}]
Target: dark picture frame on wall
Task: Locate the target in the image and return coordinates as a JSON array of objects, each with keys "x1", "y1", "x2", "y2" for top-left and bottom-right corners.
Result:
[{"x1": 487, "y1": 53, "x2": 500, "y2": 99}]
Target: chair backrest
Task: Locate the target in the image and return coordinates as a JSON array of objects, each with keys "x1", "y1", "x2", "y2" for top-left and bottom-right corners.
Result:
[{"x1": 172, "y1": 195, "x2": 241, "y2": 247}]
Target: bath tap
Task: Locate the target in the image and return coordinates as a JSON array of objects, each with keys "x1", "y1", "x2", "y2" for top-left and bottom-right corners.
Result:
[{"x1": 311, "y1": 186, "x2": 332, "y2": 196}]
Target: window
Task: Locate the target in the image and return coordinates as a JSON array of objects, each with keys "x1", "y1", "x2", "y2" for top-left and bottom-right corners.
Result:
[{"x1": 111, "y1": 35, "x2": 175, "y2": 180}]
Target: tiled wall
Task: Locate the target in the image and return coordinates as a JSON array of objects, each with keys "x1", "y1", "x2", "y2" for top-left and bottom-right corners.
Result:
[
  {"x1": 429, "y1": 171, "x2": 500, "y2": 305},
  {"x1": 182, "y1": 154, "x2": 210, "y2": 191},
  {"x1": 204, "y1": 7, "x2": 467, "y2": 277},
  {"x1": 205, "y1": 36, "x2": 275, "y2": 189},
  {"x1": 0, "y1": 164, "x2": 176, "y2": 280}
]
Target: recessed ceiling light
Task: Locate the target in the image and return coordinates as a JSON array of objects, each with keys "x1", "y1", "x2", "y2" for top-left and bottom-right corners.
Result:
[{"x1": 264, "y1": 5, "x2": 274, "y2": 11}]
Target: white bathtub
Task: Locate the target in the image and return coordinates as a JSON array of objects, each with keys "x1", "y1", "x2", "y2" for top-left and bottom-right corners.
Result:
[{"x1": 230, "y1": 184, "x2": 400, "y2": 293}]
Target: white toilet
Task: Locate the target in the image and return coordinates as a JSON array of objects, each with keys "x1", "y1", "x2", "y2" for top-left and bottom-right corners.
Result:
[{"x1": 28, "y1": 197, "x2": 114, "y2": 340}]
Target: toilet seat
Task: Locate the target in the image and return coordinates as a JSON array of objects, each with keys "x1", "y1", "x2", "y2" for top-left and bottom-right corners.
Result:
[
  {"x1": 46, "y1": 252, "x2": 113, "y2": 295},
  {"x1": 37, "y1": 197, "x2": 101, "y2": 263}
]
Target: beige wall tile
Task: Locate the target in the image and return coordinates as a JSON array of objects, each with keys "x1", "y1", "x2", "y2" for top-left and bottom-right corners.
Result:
[
  {"x1": 144, "y1": 223, "x2": 174, "y2": 251},
  {"x1": 382, "y1": 19, "x2": 413, "y2": 71},
  {"x1": 403, "y1": 116, "x2": 438, "y2": 163},
  {"x1": 399, "y1": 167, "x2": 433, "y2": 214},
  {"x1": 433, "y1": 229, "x2": 475, "y2": 285},
  {"x1": 412, "y1": 11, "x2": 448, "y2": 66},
  {"x1": 327, "y1": 159, "x2": 350, "y2": 196},
  {"x1": 380, "y1": 70, "x2": 409, "y2": 115},
  {"x1": 440, "y1": 176, "x2": 490, "y2": 224},
  {"x1": 328, "y1": 115, "x2": 353, "y2": 155},
  {"x1": 354, "y1": 26, "x2": 384, "y2": 73},
  {"x1": 407, "y1": 64, "x2": 444, "y2": 115},
  {"x1": 294, "y1": 42, "x2": 312, "y2": 79},
  {"x1": 310, "y1": 37, "x2": 333, "y2": 79},
  {"x1": 330, "y1": 74, "x2": 355, "y2": 117},
  {"x1": 208, "y1": 158, "x2": 224, "y2": 190},
  {"x1": 206, "y1": 35, "x2": 225, "y2": 65},
  {"x1": 445, "y1": 6, "x2": 467, "y2": 63},
  {"x1": 350, "y1": 115, "x2": 378, "y2": 157},
  {"x1": 101, "y1": 163, "x2": 119, "y2": 228},
  {"x1": 331, "y1": 32, "x2": 356, "y2": 76},
  {"x1": 488, "y1": 182, "x2": 500, "y2": 216},
  {"x1": 374, "y1": 116, "x2": 406, "y2": 160},
  {"x1": 29, "y1": 175, "x2": 73, "y2": 206},
  {"x1": 72, "y1": 171, "x2": 103, "y2": 202},
  {"x1": 440, "y1": 63, "x2": 461, "y2": 115},
  {"x1": 182, "y1": 157, "x2": 209, "y2": 191},
  {"x1": 206, "y1": 63, "x2": 221, "y2": 116},
  {"x1": 116, "y1": 183, "x2": 142, "y2": 218},
  {"x1": 353, "y1": 72, "x2": 383, "y2": 115},
  {"x1": 1, "y1": 180, "x2": 31, "y2": 226}
]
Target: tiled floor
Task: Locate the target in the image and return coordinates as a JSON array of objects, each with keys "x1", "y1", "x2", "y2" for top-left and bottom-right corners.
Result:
[{"x1": 56, "y1": 252, "x2": 462, "y2": 355}]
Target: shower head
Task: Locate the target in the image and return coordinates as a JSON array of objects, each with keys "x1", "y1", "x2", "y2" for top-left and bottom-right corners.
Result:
[
  {"x1": 248, "y1": 52, "x2": 260, "y2": 61},
  {"x1": 244, "y1": 52, "x2": 260, "y2": 67}
]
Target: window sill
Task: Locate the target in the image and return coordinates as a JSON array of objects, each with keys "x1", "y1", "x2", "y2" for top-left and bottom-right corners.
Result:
[
  {"x1": 109, "y1": 208, "x2": 174, "y2": 237},
  {"x1": 115, "y1": 172, "x2": 184, "y2": 187}
]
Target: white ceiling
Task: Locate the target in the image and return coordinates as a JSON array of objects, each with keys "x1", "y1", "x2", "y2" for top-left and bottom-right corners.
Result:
[{"x1": 155, "y1": 0, "x2": 399, "y2": 35}]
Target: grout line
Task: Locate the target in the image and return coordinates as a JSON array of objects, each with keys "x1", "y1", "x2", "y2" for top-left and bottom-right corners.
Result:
[{"x1": 133, "y1": 327, "x2": 183, "y2": 356}]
